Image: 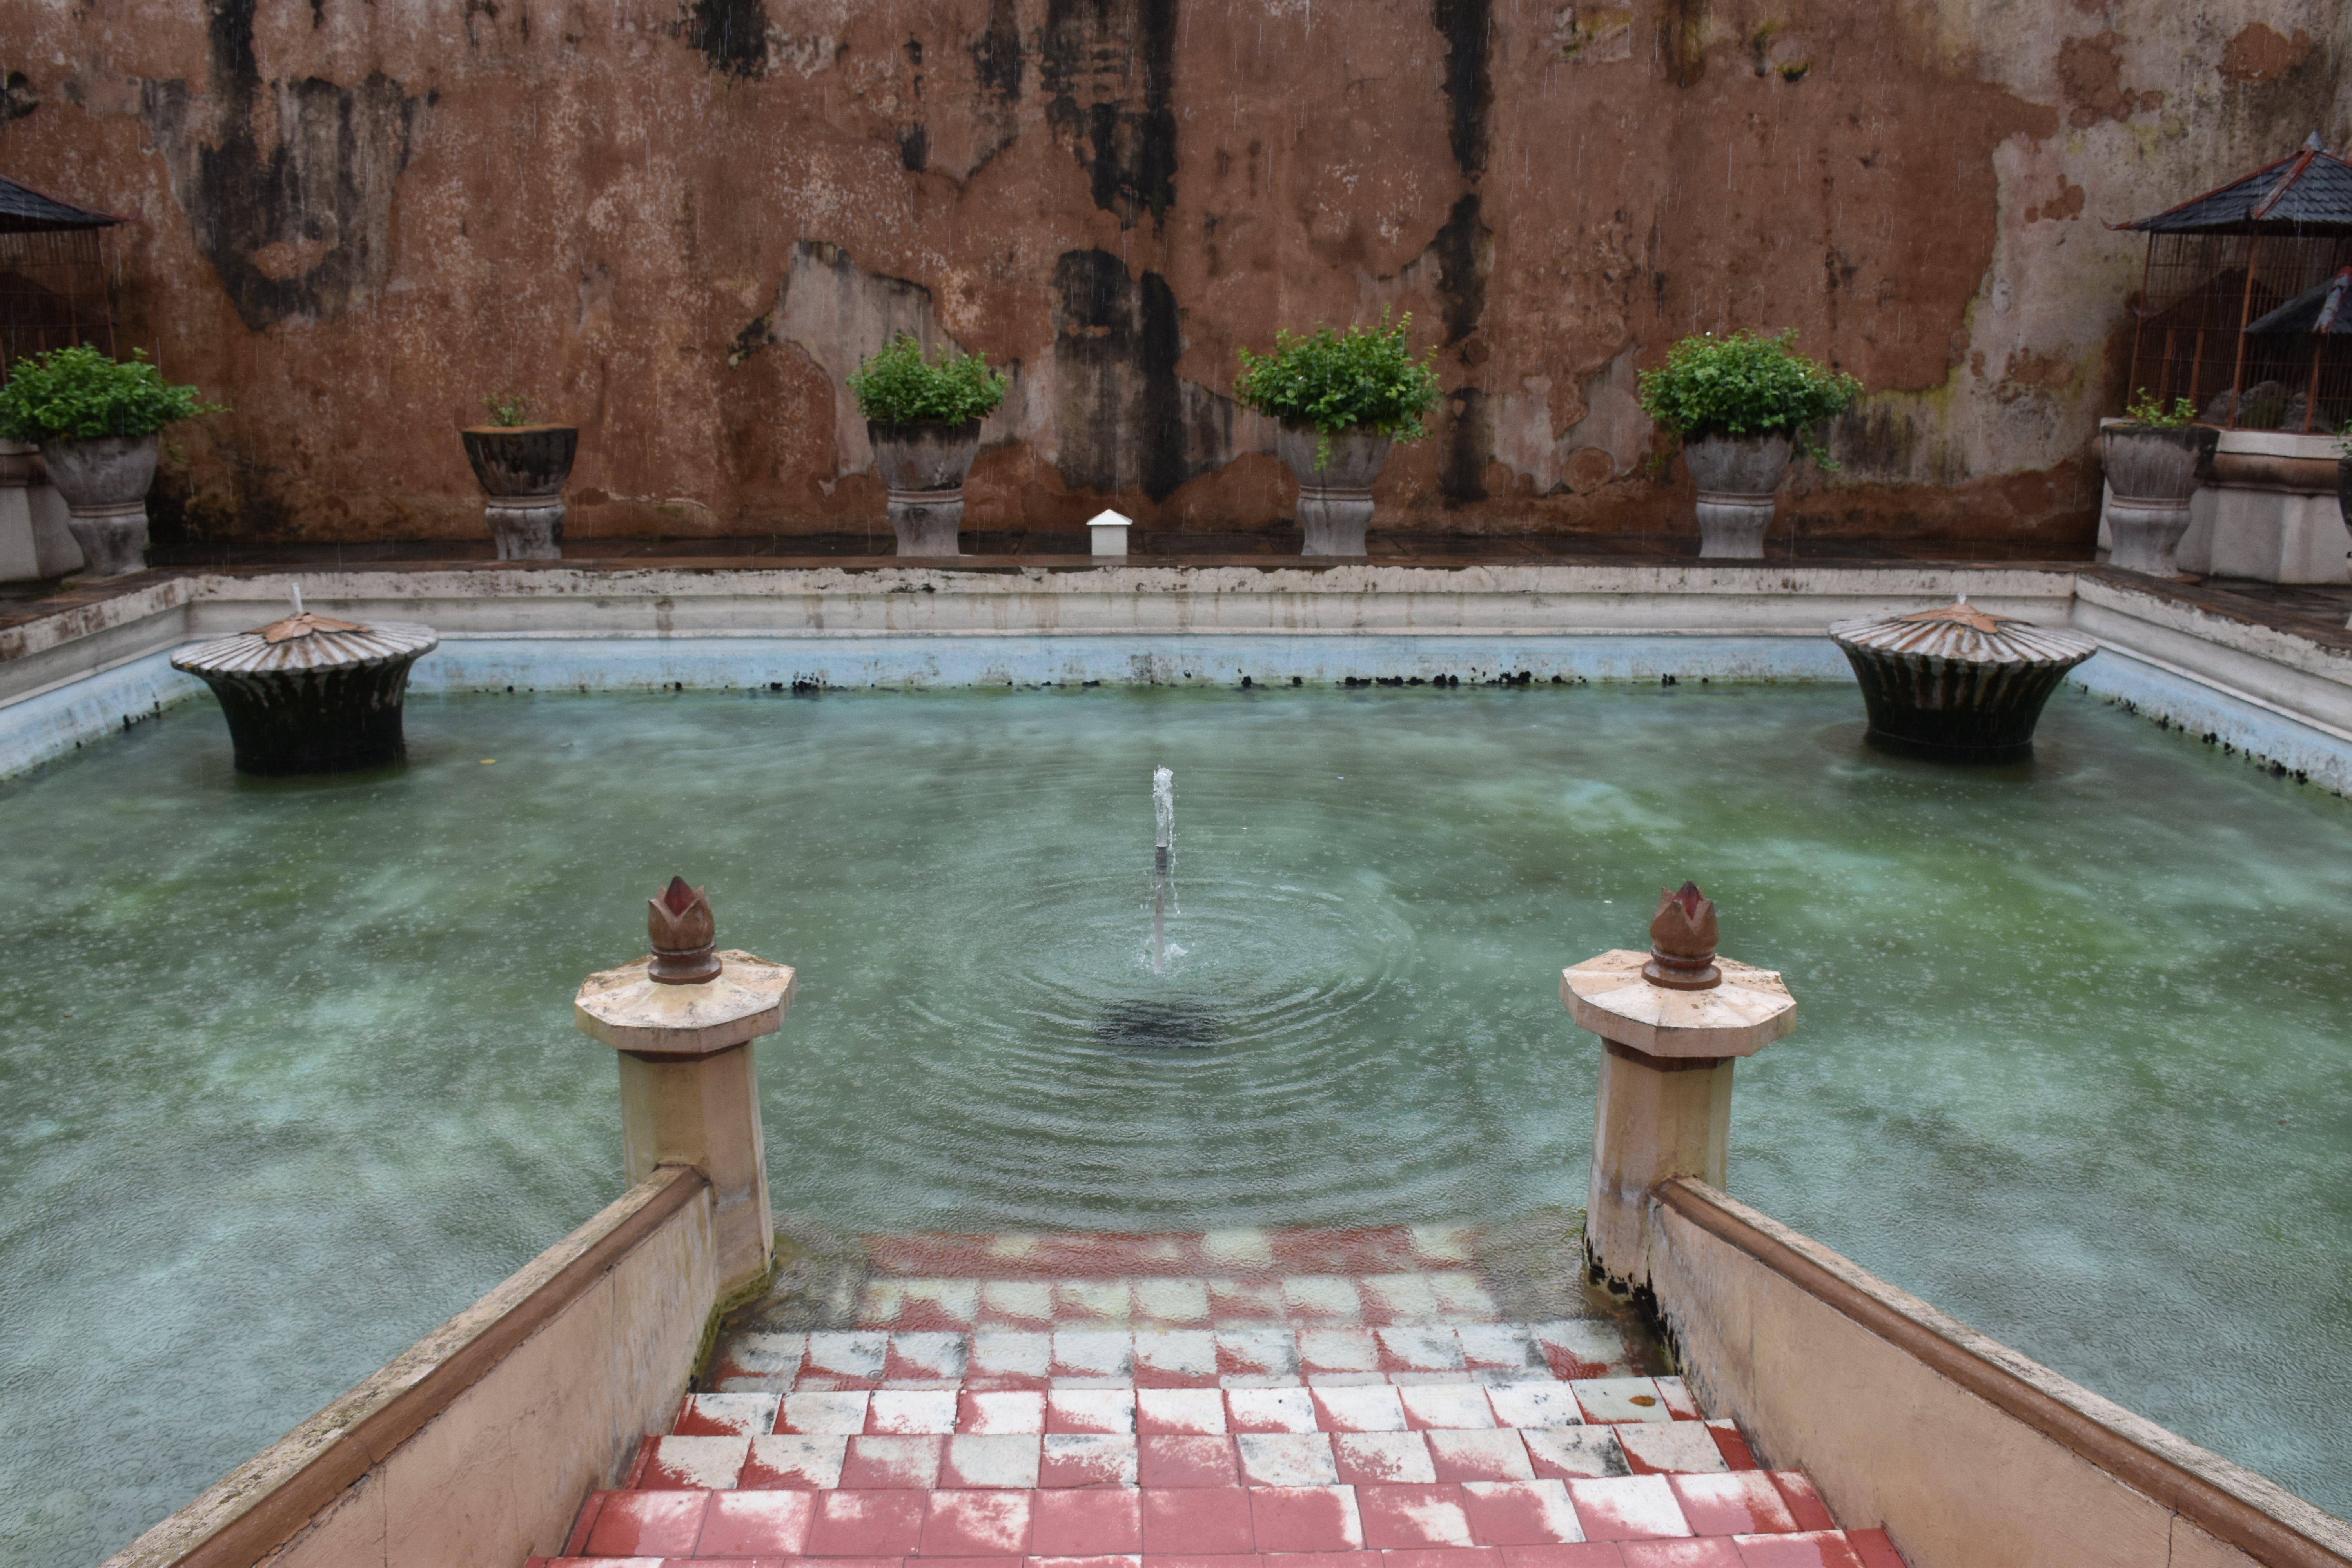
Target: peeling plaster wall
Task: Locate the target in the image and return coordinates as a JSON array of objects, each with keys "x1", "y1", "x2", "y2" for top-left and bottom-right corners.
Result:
[{"x1": 0, "y1": 0, "x2": 2346, "y2": 546}]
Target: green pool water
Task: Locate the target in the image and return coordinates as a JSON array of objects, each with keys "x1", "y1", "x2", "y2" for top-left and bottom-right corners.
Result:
[{"x1": 0, "y1": 681, "x2": 2347, "y2": 1564}]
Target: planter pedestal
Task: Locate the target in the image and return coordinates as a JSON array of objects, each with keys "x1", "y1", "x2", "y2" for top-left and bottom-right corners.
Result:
[
  {"x1": 1683, "y1": 434, "x2": 1791, "y2": 560},
  {"x1": 1277, "y1": 423, "x2": 1390, "y2": 557},
  {"x1": 41, "y1": 433, "x2": 158, "y2": 578},
  {"x1": 486, "y1": 501, "x2": 564, "y2": 561},
  {"x1": 886, "y1": 488, "x2": 964, "y2": 556},
  {"x1": 870, "y1": 419, "x2": 981, "y2": 558},
  {"x1": 463, "y1": 426, "x2": 577, "y2": 563}
]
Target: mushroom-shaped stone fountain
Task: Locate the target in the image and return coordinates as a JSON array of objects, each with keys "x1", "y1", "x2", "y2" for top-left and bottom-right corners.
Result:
[
  {"x1": 1827, "y1": 597, "x2": 2096, "y2": 763},
  {"x1": 170, "y1": 587, "x2": 439, "y2": 774}
]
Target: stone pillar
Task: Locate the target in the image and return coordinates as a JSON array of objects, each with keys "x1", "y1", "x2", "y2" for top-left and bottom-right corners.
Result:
[
  {"x1": 1564, "y1": 882, "x2": 1795, "y2": 1294},
  {"x1": 574, "y1": 878, "x2": 796, "y2": 1298}
]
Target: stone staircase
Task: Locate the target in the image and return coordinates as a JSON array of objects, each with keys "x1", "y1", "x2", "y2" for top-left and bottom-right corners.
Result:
[{"x1": 532, "y1": 1227, "x2": 1906, "y2": 1568}]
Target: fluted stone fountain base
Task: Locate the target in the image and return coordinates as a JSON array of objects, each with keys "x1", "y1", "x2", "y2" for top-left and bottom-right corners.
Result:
[
  {"x1": 1829, "y1": 601, "x2": 2097, "y2": 764},
  {"x1": 172, "y1": 610, "x2": 439, "y2": 775}
]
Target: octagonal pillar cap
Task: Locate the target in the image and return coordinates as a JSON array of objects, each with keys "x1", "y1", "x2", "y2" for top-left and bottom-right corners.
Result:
[
  {"x1": 1562, "y1": 948, "x2": 1795, "y2": 1059},
  {"x1": 575, "y1": 950, "x2": 796, "y2": 1058}
]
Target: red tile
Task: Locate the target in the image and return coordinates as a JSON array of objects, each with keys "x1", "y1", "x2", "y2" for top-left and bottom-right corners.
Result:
[
  {"x1": 1141, "y1": 1487, "x2": 1256, "y2": 1554},
  {"x1": 624, "y1": 1434, "x2": 661, "y2": 1488},
  {"x1": 1562, "y1": 1479, "x2": 1688, "y2": 1543},
  {"x1": 1140, "y1": 1436, "x2": 1242, "y2": 1488},
  {"x1": 1500, "y1": 1548, "x2": 1626, "y2": 1568},
  {"x1": 698, "y1": 1491, "x2": 817, "y2": 1555},
  {"x1": 676, "y1": 1394, "x2": 782, "y2": 1437},
  {"x1": 1667, "y1": 1475, "x2": 1795, "y2": 1537},
  {"x1": 563, "y1": 1491, "x2": 608, "y2": 1555},
  {"x1": 1028, "y1": 1556, "x2": 1144, "y2": 1568},
  {"x1": 1033, "y1": 1487, "x2": 1146, "y2": 1554},
  {"x1": 843, "y1": 1435, "x2": 946, "y2": 1488},
  {"x1": 1843, "y1": 1530, "x2": 1905, "y2": 1568},
  {"x1": 1764, "y1": 1476, "x2": 1835, "y2": 1534},
  {"x1": 924, "y1": 1489, "x2": 1037, "y2": 1555},
  {"x1": 1252, "y1": 1486, "x2": 1367, "y2": 1552},
  {"x1": 1703, "y1": 1425, "x2": 1757, "y2": 1473},
  {"x1": 583, "y1": 1490, "x2": 709, "y2": 1555},
  {"x1": 1652, "y1": 1381, "x2": 1701, "y2": 1422},
  {"x1": 1458, "y1": 1482, "x2": 1583, "y2": 1546},
  {"x1": 1357, "y1": 1485, "x2": 1475, "y2": 1549},
  {"x1": 778, "y1": 1558, "x2": 899, "y2": 1568},
  {"x1": 1262, "y1": 1553, "x2": 1380, "y2": 1568},
  {"x1": 1040, "y1": 1435, "x2": 1139, "y2": 1488},
  {"x1": 1384, "y1": 1550, "x2": 1504, "y2": 1568},
  {"x1": 1730, "y1": 1532, "x2": 1864, "y2": 1568},
  {"x1": 1142, "y1": 1557, "x2": 1261, "y2": 1568},
  {"x1": 808, "y1": 1490, "x2": 928, "y2": 1556},
  {"x1": 1618, "y1": 1542, "x2": 1744, "y2": 1568}
]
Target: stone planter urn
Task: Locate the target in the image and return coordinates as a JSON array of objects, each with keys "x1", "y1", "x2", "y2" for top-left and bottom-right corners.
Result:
[
  {"x1": 870, "y1": 419, "x2": 980, "y2": 556},
  {"x1": 461, "y1": 425, "x2": 577, "y2": 561},
  {"x1": 2338, "y1": 457, "x2": 2350, "y2": 536},
  {"x1": 41, "y1": 433, "x2": 158, "y2": 577},
  {"x1": 2101, "y1": 425, "x2": 2218, "y2": 575},
  {"x1": 1682, "y1": 432, "x2": 1792, "y2": 559},
  {"x1": 1277, "y1": 422, "x2": 1391, "y2": 556}
]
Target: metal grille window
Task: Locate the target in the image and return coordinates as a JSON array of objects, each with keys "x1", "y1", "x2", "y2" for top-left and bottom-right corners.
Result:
[{"x1": 0, "y1": 174, "x2": 123, "y2": 374}]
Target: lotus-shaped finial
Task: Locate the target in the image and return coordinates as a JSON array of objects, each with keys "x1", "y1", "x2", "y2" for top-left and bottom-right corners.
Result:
[
  {"x1": 647, "y1": 875, "x2": 722, "y2": 985},
  {"x1": 1642, "y1": 880, "x2": 1722, "y2": 991}
]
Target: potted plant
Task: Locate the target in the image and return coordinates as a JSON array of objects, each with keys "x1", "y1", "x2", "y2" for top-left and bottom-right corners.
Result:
[
  {"x1": 2099, "y1": 389, "x2": 2217, "y2": 576},
  {"x1": 2337, "y1": 417, "x2": 2350, "y2": 539},
  {"x1": 848, "y1": 333, "x2": 1010, "y2": 557},
  {"x1": 0, "y1": 345, "x2": 220, "y2": 577},
  {"x1": 1232, "y1": 312, "x2": 1441, "y2": 556},
  {"x1": 1637, "y1": 329, "x2": 1861, "y2": 559},
  {"x1": 461, "y1": 394, "x2": 577, "y2": 561}
]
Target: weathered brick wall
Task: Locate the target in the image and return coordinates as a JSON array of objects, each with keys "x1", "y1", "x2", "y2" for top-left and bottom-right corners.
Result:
[{"x1": 0, "y1": 0, "x2": 2345, "y2": 545}]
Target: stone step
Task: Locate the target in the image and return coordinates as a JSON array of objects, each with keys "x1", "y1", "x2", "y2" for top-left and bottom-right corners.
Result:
[
  {"x1": 852, "y1": 1270, "x2": 1508, "y2": 1333},
  {"x1": 710, "y1": 1323, "x2": 1640, "y2": 1393}
]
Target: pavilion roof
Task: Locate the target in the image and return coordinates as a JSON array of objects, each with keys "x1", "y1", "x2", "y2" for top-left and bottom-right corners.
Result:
[
  {"x1": 0, "y1": 174, "x2": 123, "y2": 234},
  {"x1": 2119, "y1": 136, "x2": 2352, "y2": 237}
]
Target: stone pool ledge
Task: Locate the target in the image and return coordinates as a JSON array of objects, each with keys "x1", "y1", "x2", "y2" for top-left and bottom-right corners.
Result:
[{"x1": 4, "y1": 560, "x2": 2352, "y2": 792}]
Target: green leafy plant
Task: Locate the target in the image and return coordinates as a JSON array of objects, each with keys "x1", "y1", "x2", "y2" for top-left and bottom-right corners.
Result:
[
  {"x1": 1232, "y1": 311, "x2": 1443, "y2": 457},
  {"x1": 848, "y1": 333, "x2": 1010, "y2": 426},
  {"x1": 2120, "y1": 388, "x2": 2198, "y2": 429},
  {"x1": 481, "y1": 393, "x2": 538, "y2": 427},
  {"x1": 1636, "y1": 329, "x2": 1861, "y2": 466},
  {"x1": 0, "y1": 345, "x2": 221, "y2": 443},
  {"x1": 2337, "y1": 416, "x2": 2351, "y2": 459}
]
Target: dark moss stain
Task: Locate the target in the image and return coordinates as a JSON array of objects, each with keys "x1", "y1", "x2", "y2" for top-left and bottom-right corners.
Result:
[
  {"x1": 1431, "y1": 0, "x2": 1492, "y2": 179},
  {"x1": 1657, "y1": 0, "x2": 1708, "y2": 87},
  {"x1": 971, "y1": 0, "x2": 1023, "y2": 104},
  {"x1": 1, "y1": 71, "x2": 36, "y2": 123},
  {"x1": 898, "y1": 34, "x2": 928, "y2": 171},
  {"x1": 1040, "y1": 0, "x2": 1177, "y2": 229},
  {"x1": 727, "y1": 310, "x2": 775, "y2": 368},
  {"x1": 1051, "y1": 248, "x2": 1222, "y2": 501},
  {"x1": 686, "y1": 0, "x2": 769, "y2": 77},
  {"x1": 141, "y1": 0, "x2": 422, "y2": 332},
  {"x1": 1443, "y1": 386, "x2": 1490, "y2": 502},
  {"x1": 1430, "y1": 192, "x2": 1490, "y2": 347}
]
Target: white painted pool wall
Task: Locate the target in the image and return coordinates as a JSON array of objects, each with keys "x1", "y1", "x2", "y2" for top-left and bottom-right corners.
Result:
[{"x1": 4, "y1": 564, "x2": 2350, "y2": 793}]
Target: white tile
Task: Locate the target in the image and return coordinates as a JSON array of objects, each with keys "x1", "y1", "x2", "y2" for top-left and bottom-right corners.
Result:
[
  {"x1": 1236, "y1": 1431, "x2": 1340, "y2": 1486},
  {"x1": 1532, "y1": 1320, "x2": 1630, "y2": 1371},
  {"x1": 1360, "y1": 1274, "x2": 1439, "y2": 1320},
  {"x1": 1612, "y1": 1421, "x2": 1727, "y2": 1475},
  {"x1": 859, "y1": 1280, "x2": 911, "y2": 1325},
  {"x1": 1401, "y1": 1383, "x2": 1497, "y2": 1430},
  {"x1": 944, "y1": 1433, "x2": 1042, "y2": 1488},
  {"x1": 1463, "y1": 1479, "x2": 1583, "y2": 1542},
  {"x1": 1215, "y1": 1327, "x2": 1299, "y2": 1377},
  {"x1": 1564, "y1": 1475, "x2": 1690, "y2": 1537},
  {"x1": 962, "y1": 1389, "x2": 1047, "y2": 1434},
  {"x1": 1487, "y1": 1381, "x2": 1586, "y2": 1429},
  {"x1": 867, "y1": 1389, "x2": 958, "y2": 1434},
  {"x1": 1297, "y1": 1328, "x2": 1381, "y2": 1371},
  {"x1": 1042, "y1": 1432, "x2": 1138, "y2": 1486},
  {"x1": 1048, "y1": 1387, "x2": 1137, "y2": 1434},
  {"x1": 1281, "y1": 1277, "x2": 1363, "y2": 1320},
  {"x1": 1377, "y1": 1326, "x2": 1465, "y2": 1371},
  {"x1": 1203, "y1": 1227, "x2": 1275, "y2": 1268},
  {"x1": 1523, "y1": 1427, "x2": 1628, "y2": 1480},
  {"x1": 1334, "y1": 1431, "x2": 1436, "y2": 1483},
  {"x1": 1426, "y1": 1272, "x2": 1498, "y2": 1318},
  {"x1": 1053, "y1": 1328, "x2": 1134, "y2": 1376},
  {"x1": 1226, "y1": 1386, "x2": 1320, "y2": 1433},
  {"x1": 1653, "y1": 1376, "x2": 1702, "y2": 1419},
  {"x1": 888, "y1": 1332, "x2": 969, "y2": 1379},
  {"x1": 650, "y1": 1435, "x2": 750, "y2": 1489},
  {"x1": 848, "y1": 1434, "x2": 942, "y2": 1488},
  {"x1": 979, "y1": 1280, "x2": 1055, "y2": 1323},
  {"x1": 1134, "y1": 1328, "x2": 1218, "y2": 1377},
  {"x1": 1307, "y1": 1371, "x2": 1390, "y2": 1388},
  {"x1": 1572, "y1": 1377, "x2": 1671, "y2": 1424},
  {"x1": 1427, "y1": 1428, "x2": 1533, "y2": 1480},
  {"x1": 1138, "y1": 1387, "x2": 1227, "y2": 1434},
  {"x1": 1209, "y1": 1279, "x2": 1288, "y2": 1322},
  {"x1": 899, "y1": 1278, "x2": 982, "y2": 1324},
  {"x1": 1133, "y1": 1277, "x2": 1212, "y2": 1323},
  {"x1": 1056, "y1": 1281, "x2": 1135, "y2": 1321},
  {"x1": 683, "y1": 1392, "x2": 779, "y2": 1436},
  {"x1": 1455, "y1": 1325, "x2": 1544, "y2": 1373},
  {"x1": 729, "y1": 1332, "x2": 807, "y2": 1376},
  {"x1": 780, "y1": 1391, "x2": 871, "y2": 1435},
  {"x1": 746, "y1": 1433, "x2": 848, "y2": 1488},
  {"x1": 1408, "y1": 1225, "x2": 1479, "y2": 1263},
  {"x1": 1313, "y1": 1385, "x2": 1408, "y2": 1432},
  {"x1": 1383, "y1": 1486, "x2": 1474, "y2": 1546},
  {"x1": 804, "y1": 1330, "x2": 889, "y2": 1379},
  {"x1": 969, "y1": 1330, "x2": 1053, "y2": 1378}
]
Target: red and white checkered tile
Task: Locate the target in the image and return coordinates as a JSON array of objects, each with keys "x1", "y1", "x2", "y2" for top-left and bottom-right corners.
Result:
[{"x1": 535, "y1": 1232, "x2": 1905, "y2": 1568}]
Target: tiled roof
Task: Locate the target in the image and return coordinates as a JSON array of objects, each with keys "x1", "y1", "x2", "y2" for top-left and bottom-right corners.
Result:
[
  {"x1": 0, "y1": 174, "x2": 121, "y2": 233},
  {"x1": 2123, "y1": 142, "x2": 2352, "y2": 235},
  {"x1": 2245, "y1": 266, "x2": 2352, "y2": 335}
]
